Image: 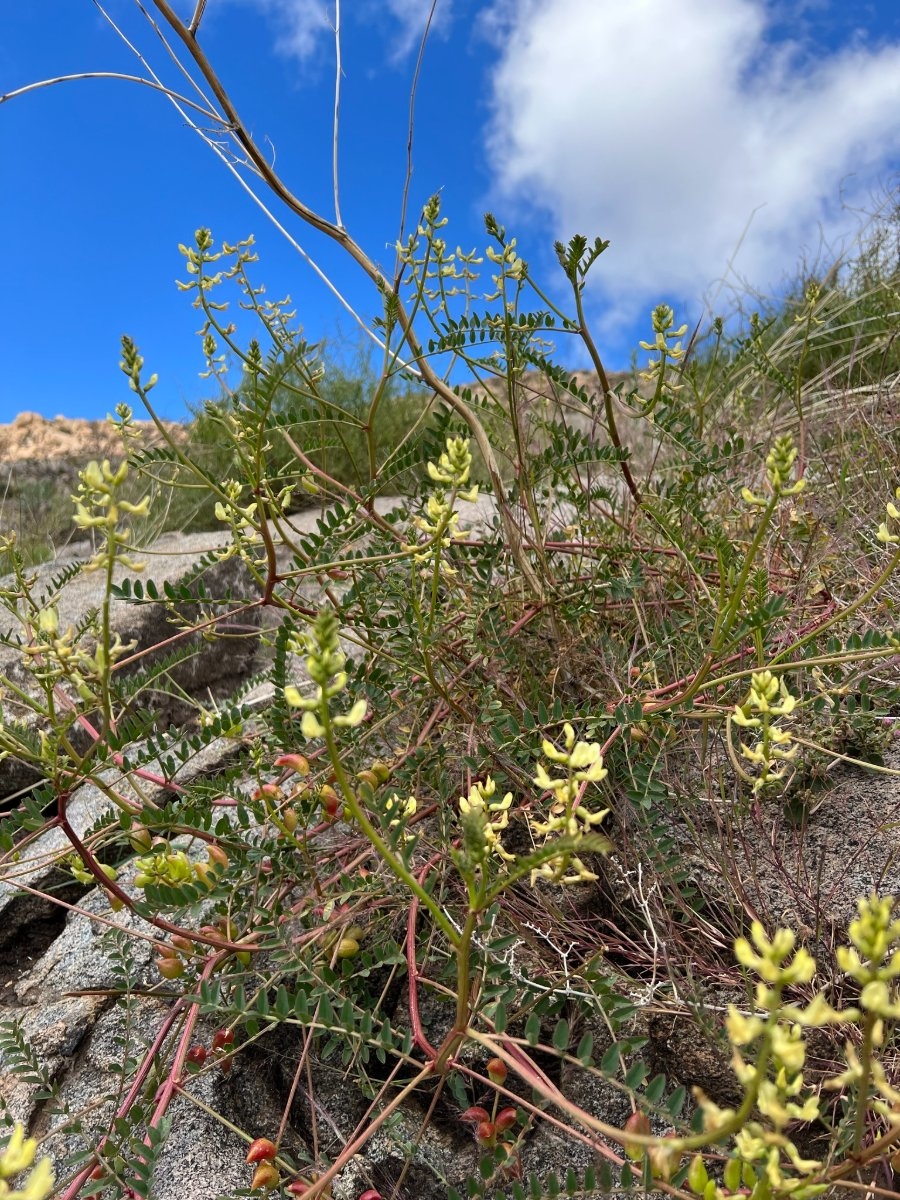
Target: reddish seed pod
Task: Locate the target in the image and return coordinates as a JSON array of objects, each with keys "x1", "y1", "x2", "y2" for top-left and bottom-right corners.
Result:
[
  {"x1": 252, "y1": 784, "x2": 283, "y2": 803},
  {"x1": 623, "y1": 1111, "x2": 651, "y2": 1161},
  {"x1": 475, "y1": 1121, "x2": 495, "y2": 1145},
  {"x1": 495, "y1": 1107, "x2": 518, "y2": 1132},
  {"x1": 486, "y1": 1057, "x2": 507, "y2": 1084},
  {"x1": 186, "y1": 1044, "x2": 207, "y2": 1067},
  {"x1": 89, "y1": 1165, "x2": 106, "y2": 1181},
  {"x1": 169, "y1": 934, "x2": 196, "y2": 955},
  {"x1": 219, "y1": 1053, "x2": 234, "y2": 1076},
  {"x1": 205, "y1": 844, "x2": 230, "y2": 870},
  {"x1": 319, "y1": 785, "x2": 340, "y2": 818},
  {"x1": 245, "y1": 1137, "x2": 278, "y2": 1164},
  {"x1": 357, "y1": 1191, "x2": 383, "y2": 1200},
  {"x1": 274, "y1": 753, "x2": 310, "y2": 776},
  {"x1": 459, "y1": 1106, "x2": 490, "y2": 1125},
  {"x1": 212, "y1": 1027, "x2": 235, "y2": 1052},
  {"x1": 285, "y1": 1184, "x2": 309, "y2": 1197}
]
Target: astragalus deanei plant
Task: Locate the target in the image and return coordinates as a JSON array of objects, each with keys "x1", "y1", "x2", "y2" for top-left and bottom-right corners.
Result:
[{"x1": 2, "y1": 4, "x2": 900, "y2": 1199}]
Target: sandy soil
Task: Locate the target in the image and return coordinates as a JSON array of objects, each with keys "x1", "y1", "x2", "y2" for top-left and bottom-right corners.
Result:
[{"x1": 0, "y1": 411, "x2": 188, "y2": 465}]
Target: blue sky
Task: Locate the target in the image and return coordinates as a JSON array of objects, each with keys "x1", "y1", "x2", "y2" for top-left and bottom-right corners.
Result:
[{"x1": 2, "y1": 0, "x2": 900, "y2": 423}]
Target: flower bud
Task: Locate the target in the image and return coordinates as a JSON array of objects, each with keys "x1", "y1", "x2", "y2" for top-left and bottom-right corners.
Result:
[
  {"x1": 723, "y1": 1158, "x2": 743, "y2": 1192},
  {"x1": 687, "y1": 1155, "x2": 709, "y2": 1194},
  {"x1": 648, "y1": 1132, "x2": 683, "y2": 1181}
]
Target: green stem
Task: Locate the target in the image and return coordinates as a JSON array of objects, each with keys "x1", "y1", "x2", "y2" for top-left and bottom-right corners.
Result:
[
  {"x1": 853, "y1": 1010, "x2": 878, "y2": 1154},
  {"x1": 320, "y1": 708, "x2": 459, "y2": 946}
]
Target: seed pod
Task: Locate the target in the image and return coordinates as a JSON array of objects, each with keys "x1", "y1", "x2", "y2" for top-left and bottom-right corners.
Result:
[
  {"x1": 155, "y1": 956, "x2": 184, "y2": 980},
  {"x1": 623, "y1": 1111, "x2": 651, "y2": 1161},
  {"x1": 459, "y1": 1107, "x2": 490, "y2": 1125},
  {"x1": 246, "y1": 1138, "x2": 278, "y2": 1164},
  {"x1": 320, "y1": 785, "x2": 340, "y2": 818},
  {"x1": 336, "y1": 937, "x2": 360, "y2": 959},
  {"x1": 274, "y1": 753, "x2": 310, "y2": 776},
  {"x1": 193, "y1": 861, "x2": 217, "y2": 889},
  {"x1": 212, "y1": 1028, "x2": 235, "y2": 1052},
  {"x1": 495, "y1": 1107, "x2": 517, "y2": 1133},
  {"x1": 356, "y1": 769, "x2": 379, "y2": 788},
  {"x1": 475, "y1": 1121, "x2": 495, "y2": 1145},
  {"x1": 170, "y1": 934, "x2": 196, "y2": 955},
  {"x1": 186, "y1": 1045, "x2": 207, "y2": 1067},
  {"x1": 486, "y1": 1057, "x2": 507, "y2": 1085},
  {"x1": 250, "y1": 1162, "x2": 281, "y2": 1191},
  {"x1": 205, "y1": 844, "x2": 230, "y2": 871},
  {"x1": 357, "y1": 1191, "x2": 383, "y2": 1200},
  {"x1": 128, "y1": 824, "x2": 153, "y2": 853},
  {"x1": 282, "y1": 807, "x2": 299, "y2": 833}
]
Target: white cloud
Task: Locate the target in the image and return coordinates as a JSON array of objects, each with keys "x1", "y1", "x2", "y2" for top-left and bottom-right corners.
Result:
[
  {"x1": 484, "y1": 0, "x2": 900, "y2": 329},
  {"x1": 381, "y1": 0, "x2": 449, "y2": 63},
  {"x1": 225, "y1": 0, "x2": 332, "y2": 61},
  {"x1": 221, "y1": 0, "x2": 448, "y2": 65}
]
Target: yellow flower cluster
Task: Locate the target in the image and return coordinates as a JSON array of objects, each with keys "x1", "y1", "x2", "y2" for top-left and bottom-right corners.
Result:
[
  {"x1": 458, "y1": 777, "x2": 515, "y2": 865},
  {"x1": 742, "y1": 435, "x2": 806, "y2": 506},
  {"x1": 284, "y1": 611, "x2": 367, "y2": 738},
  {"x1": 731, "y1": 672, "x2": 798, "y2": 793},
  {"x1": 876, "y1": 487, "x2": 900, "y2": 545},
  {"x1": 0, "y1": 1125, "x2": 53, "y2": 1200},
  {"x1": 530, "y1": 723, "x2": 608, "y2": 885},
  {"x1": 71, "y1": 460, "x2": 149, "y2": 575}
]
